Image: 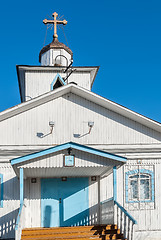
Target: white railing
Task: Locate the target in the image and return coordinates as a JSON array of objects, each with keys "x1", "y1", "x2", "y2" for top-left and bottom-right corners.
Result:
[
  {"x1": 114, "y1": 200, "x2": 137, "y2": 240},
  {"x1": 15, "y1": 202, "x2": 26, "y2": 240},
  {"x1": 100, "y1": 198, "x2": 137, "y2": 240}
]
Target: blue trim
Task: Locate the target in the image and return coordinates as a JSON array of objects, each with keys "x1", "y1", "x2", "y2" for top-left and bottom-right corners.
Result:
[
  {"x1": 10, "y1": 142, "x2": 127, "y2": 166},
  {"x1": 113, "y1": 166, "x2": 117, "y2": 201},
  {"x1": 125, "y1": 169, "x2": 154, "y2": 203},
  {"x1": 15, "y1": 203, "x2": 23, "y2": 230},
  {"x1": 114, "y1": 200, "x2": 137, "y2": 224},
  {"x1": 15, "y1": 169, "x2": 24, "y2": 231},
  {"x1": 50, "y1": 74, "x2": 66, "y2": 90},
  {"x1": 0, "y1": 174, "x2": 3, "y2": 208},
  {"x1": 20, "y1": 168, "x2": 24, "y2": 205}
]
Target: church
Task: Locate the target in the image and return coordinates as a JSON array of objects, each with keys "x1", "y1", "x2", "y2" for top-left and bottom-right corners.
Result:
[{"x1": 0, "y1": 12, "x2": 161, "y2": 240}]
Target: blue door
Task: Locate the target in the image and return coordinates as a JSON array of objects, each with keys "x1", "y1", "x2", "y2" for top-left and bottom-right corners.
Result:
[{"x1": 41, "y1": 178, "x2": 89, "y2": 227}]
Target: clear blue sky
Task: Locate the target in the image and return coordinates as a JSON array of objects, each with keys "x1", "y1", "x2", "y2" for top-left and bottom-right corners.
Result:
[{"x1": 0, "y1": 0, "x2": 161, "y2": 122}]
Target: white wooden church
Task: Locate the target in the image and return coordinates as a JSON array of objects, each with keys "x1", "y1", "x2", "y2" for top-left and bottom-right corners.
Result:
[{"x1": 0, "y1": 12, "x2": 161, "y2": 240}]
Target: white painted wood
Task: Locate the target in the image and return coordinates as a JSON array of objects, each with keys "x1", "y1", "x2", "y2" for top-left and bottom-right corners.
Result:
[
  {"x1": 0, "y1": 93, "x2": 161, "y2": 146},
  {"x1": 100, "y1": 173, "x2": 113, "y2": 202},
  {"x1": 16, "y1": 150, "x2": 116, "y2": 169},
  {"x1": 25, "y1": 178, "x2": 41, "y2": 228},
  {"x1": 41, "y1": 49, "x2": 72, "y2": 67},
  {"x1": 1, "y1": 83, "x2": 161, "y2": 133},
  {"x1": 89, "y1": 177, "x2": 99, "y2": 225},
  {"x1": 0, "y1": 164, "x2": 20, "y2": 239},
  {"x1": 1, "y1": 59, "x2": 161, "y2": 240},
  {"x1": 25, "y1": 71, "x2": 91, "y2": 100},
  {"x1": 122, "y1": 162, "x2": 161, "y2": 233},
  {"x1": 21, "y1": 167, "x2": 111, "y2": 178},
  {"x1": 1, "y1": 158, "x2": 161, "y2": 238}
]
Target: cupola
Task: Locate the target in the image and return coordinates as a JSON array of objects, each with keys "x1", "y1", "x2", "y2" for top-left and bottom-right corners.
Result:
[{"x1": 39, "y1": 12, "x2": 73, "y2": 67}]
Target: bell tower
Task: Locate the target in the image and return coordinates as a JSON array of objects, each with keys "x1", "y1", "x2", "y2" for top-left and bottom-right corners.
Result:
[{"x1": 17, "y1": 12, "x2": 99, "y2": 102}]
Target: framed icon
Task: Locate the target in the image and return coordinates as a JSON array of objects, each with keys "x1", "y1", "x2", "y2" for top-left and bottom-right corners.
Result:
[{"x1": 64, "y1": 155, "x2": 75, "y2": 167}]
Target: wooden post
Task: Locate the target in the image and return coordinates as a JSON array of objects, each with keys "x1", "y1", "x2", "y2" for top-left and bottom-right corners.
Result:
[
  {"x1": 113, "y1": 166, "x2": 117, "y2": 201},
  {"x1": 20, "y1": 168, "x2": 24, "y2": 205}
]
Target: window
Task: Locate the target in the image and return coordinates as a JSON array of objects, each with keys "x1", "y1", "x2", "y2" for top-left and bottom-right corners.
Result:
[
  {"x1": 125, "y1": 169, "x2": 154, "y2": 203},
  {"x1": 50, "y1": 74, "x2": 66, "y2": 91},
  {"x1": 0, "y1": 174, "x2": 3, "y2": 207}
]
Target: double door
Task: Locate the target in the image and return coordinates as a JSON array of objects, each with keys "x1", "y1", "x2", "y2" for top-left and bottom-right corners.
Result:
[{"x1": 41, "y1": 177, "x2": 89, "y2": 227}]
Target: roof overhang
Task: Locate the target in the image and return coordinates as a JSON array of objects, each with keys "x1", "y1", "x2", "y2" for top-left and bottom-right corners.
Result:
[{"x1": 11, "y1": 142, "x2": 126, "y2": 166}]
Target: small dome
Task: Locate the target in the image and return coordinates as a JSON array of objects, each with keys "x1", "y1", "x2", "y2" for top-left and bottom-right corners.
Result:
[{"x1": 39, "y1": 37, "x2": 73, "y2": 63}]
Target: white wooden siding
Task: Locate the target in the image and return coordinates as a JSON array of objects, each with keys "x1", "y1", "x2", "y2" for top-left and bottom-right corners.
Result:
[
  {"x1": 123, "y1": 160, "x2": 161, "y2": 234},
  {"x1": 1, "y1": 159, "x2": 161, "y2": 238},
  {"x1": 1, "y1": 89, "x2": 161, "y2": 239},
  {"x1": 100, "y1": 167, "x2": 124, "y2": 206},
  {"x1": 0, "y1": 93, "x2": 161, "y2": 146},
  {"x1": 25, "y1": 178, "x2": 41, "y2": 228},
  {"x1": 16, "y1": 150, "x2": 116, "y2": 169},
  {"x1": 41, "y1": 49, "x2": 71, "y2": 67},
  {"x1": 0, "y1": 164, "x2": 19, "y2": 239},
  {"x1": 99, "y1": 159, "x2": 161, "y2": 237},
  {"x1": 100, "y1": 173, "x2": 113, "y2": 202},
  {"x1": 25, "y1": 71, "x2": 91, "y2": 101},
  {"x1": 89, "y1": 177, "x2": 99, "y2": 225}
]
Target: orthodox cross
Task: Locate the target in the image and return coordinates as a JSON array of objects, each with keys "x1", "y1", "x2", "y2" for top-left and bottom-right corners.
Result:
[{"x1": 43, "y1": 12, "x2": 67, "y2": 38}]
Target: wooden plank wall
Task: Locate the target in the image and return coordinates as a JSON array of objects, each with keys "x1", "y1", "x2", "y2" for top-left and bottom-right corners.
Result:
[
  {"x1": 25, "y1": 71, "x2": 91, "y2": 100},
  {"x1": 1, "y1": 92, "x2": 161, "y2": 238},
  {"x1": 41, "y1": 49, "x2": 71, "y2": 67},
  {"x1": 18, "y1": 150, "x2": 115, "y2": 169},
  {"x1": 0, "y1": 93, "x2": 161, "y2": 146},
  {"x1": 25, "y1": 178, "x2": 41, "y2": 228},
  {"x1": 123, "y1": 160, "x2": 161, "y2": 233},
  {"x1": 0, "y1": 164, "x2": 19, "y2": 239}
]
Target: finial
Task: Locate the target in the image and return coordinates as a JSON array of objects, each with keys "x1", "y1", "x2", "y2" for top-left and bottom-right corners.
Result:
[{"x1": 43, "y1": 12, "x2": 67, "y2": 39}]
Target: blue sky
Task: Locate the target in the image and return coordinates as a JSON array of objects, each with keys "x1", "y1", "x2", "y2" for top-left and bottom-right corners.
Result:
[{"x1": 0, "y1": 0, "x2": 161, "y2": 122}]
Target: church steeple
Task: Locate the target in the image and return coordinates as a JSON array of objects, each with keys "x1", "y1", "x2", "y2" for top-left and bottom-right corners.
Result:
[
  {"x1": 17, "y1": 12, "x2": 99, "y2": 103},
  {"x1": 39, "y1": 12, "x2": 73, "y2": 67}
]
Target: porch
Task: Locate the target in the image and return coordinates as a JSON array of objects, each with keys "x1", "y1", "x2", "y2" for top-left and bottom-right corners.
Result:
[{"x1": 10, "y1": 142, "x2": 137, "y2": 240}]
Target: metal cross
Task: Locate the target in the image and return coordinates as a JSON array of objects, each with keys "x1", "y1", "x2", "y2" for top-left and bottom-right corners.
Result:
[{"x1": 43, "y1": 12, "x2": 67, "y2": 38}]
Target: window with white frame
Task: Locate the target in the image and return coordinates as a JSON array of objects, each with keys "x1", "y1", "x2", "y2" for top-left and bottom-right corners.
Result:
[{"x1": 125, "y1": 169, "x2": 154, "y2": 203}]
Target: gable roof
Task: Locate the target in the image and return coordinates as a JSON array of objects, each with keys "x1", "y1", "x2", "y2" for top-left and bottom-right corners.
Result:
[
  {"x1": 1, "y1": 83, "x2": 161, "y2": 133},
  {"x1": 10, "y1": 141, "x2": 127, "y2": 166}
]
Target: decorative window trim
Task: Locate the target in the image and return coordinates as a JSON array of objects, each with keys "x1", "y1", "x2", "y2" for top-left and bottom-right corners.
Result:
[
  {"x1": 50, "y1": 74, "x2": 66, "y2": 90},
  {"x1": 125, "y1": 169, "x2": 154, "y2": 203},
  {"x1": 0, "y1": 174, "x2": 3, "y2": 208}
]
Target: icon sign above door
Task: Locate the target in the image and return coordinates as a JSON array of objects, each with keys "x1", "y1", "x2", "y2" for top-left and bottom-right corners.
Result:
[{"x1": 64, "y1": 155, "x2": 75, "y2": 167}]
